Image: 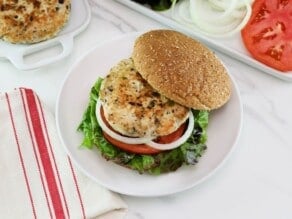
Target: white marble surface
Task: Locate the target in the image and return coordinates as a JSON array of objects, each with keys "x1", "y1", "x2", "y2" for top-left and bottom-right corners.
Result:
[{"x1": 1, "y1": 0, "x2": 292, "y2": 218}]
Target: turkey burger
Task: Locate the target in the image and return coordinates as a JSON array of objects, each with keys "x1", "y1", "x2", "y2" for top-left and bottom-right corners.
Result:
[{"x1": 78, "y1": 29, "x2": 231, "y2": 174}]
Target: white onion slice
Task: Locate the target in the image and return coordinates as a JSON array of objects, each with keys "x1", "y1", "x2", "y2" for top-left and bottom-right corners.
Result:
[
  {"x1": 200, "y1": 0, "x2": 238, "y2": 23},
  {"x1": 171, "y1": 0, "x2": 252, "y2": 37},
  {"x1": 189, "y1": 0, "x2": 252, "y2": 36},
  {"x1": 96, "y1": 98, "x2": 194, "y2": 150},
  {"x1": 147, "y1": 111, "x2": 194, "y2": 150},
  {"x1": 96, "y1": 99, "x2": 155, "y2": 144},
  {"x1": 208, "y1": 0, "x2": 253, "y2": 10},
  {"x1": 171, "y1": 0, "x2": 193, "y2": 23}
]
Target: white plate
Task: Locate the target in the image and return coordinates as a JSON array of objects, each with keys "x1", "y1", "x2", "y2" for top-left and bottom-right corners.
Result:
[
  {"x1": 56, "y1": 32, "x2": 243, "y2": 197},
  {"x1": 114, "y1": 0, "x2": 292, "y2": 82},
  {"x1": 0, "y1": 0, "x2": 91, "y2": 70}
]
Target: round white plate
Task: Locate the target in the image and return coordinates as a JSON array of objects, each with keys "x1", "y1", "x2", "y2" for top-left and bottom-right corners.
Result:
[{"x1": 56, "y1": 32, "x2": 243, "y2": 197}]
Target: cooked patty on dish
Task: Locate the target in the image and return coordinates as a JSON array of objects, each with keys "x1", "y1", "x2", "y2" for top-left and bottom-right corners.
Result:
[
  {"x1": 0, "y1": 0, "x2": 71, "y2": 44},
  {"x1": 99, "y1": 58, "x2": 189, "y2": 138}
]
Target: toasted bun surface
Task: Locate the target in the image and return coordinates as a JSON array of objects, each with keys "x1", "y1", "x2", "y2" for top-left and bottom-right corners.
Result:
[
  {"x1": 132, "y1": 29, "x2": 231, "y2": 110},
  {"x1": 0, "y1": 0, "x2": 71, "y2": 44}
]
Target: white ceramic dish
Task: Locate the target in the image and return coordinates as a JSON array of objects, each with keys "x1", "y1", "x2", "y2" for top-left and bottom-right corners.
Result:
[
  {"x1": 114, "y1": 0, "x2": 292, "y2": 82},
  {"x1": 56, "y1": 32, "x2": 243, "y2": 197},
  {"x1": 0, "y1": 0, "x2": 91, "y2": 70}
]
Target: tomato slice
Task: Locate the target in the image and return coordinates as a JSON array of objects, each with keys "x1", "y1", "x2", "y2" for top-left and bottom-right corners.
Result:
[
  {"x1": 100, "y1": 106, "x2": 187, "y2": 155},
  {"x1": 103, "y1": 123, "x2": 186, "y2": 155},
  {"x1": 241, "y1": 0, "x2": 292, "y2": 72},
  {"x1": 154, "y1": 123, "x2": 186, "y2": 144}
]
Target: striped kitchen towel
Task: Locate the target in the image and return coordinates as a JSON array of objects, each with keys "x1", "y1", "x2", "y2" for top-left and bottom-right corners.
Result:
[{"x1": 0, "y1": 88, "x2": 127, "y2": 219}]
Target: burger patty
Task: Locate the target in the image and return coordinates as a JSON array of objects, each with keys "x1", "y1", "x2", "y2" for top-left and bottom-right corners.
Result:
[
  {"x1": 0, "y1": 0, "x2": 71, "y2": 44},
  {"x1": 99, "y1": 58, "x2": 189, "y2": 138}
]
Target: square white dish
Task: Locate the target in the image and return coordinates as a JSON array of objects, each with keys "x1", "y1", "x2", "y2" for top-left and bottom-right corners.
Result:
[
  {"x1": 0, "y1": 0, "x2": 91, "y2": 70},
  {"x1": 114, "y1": 0, "x2": 292, "y2": 82}
]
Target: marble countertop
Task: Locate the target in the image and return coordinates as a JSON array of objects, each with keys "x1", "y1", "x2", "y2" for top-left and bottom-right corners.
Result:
[{"x1": 0, "y1": 0, "x2": 291, "y2": 218}]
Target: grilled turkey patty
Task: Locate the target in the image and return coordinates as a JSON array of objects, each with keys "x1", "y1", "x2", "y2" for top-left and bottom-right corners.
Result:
[{"x1": 99, "y1": 58, "x2": 189, "y2": 138}]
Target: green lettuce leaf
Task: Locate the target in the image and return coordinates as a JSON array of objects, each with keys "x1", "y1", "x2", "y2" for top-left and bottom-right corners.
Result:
[
  {"x1": 78, "y1": 78, "x2": 209, "y2": 174},
  {"x1": 132, "y1": 0, "x2": 177, "y2": 11}
]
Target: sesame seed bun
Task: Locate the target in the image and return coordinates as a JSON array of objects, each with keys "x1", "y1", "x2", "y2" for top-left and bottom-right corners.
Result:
[{"x1": 132, "y1": 29, "x2": 231, "y2": 110}]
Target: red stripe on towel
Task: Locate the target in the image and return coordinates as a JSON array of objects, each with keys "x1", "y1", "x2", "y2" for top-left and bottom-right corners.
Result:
[
  {"x1": 6, "y1": 93, "x2": 37, "y2": 219},
  {"x1": 24, "y1": 89, "x2": 66, "y2": 219},
  {"x1": 20, "y1": 89, "x2": 53, "y2": 219},
  {"x1": 35, "y1": 94, "x2": 70, "y2": 219},
  {"x1": 68, "y1": 157, "x2": 86, "y2": 219}
]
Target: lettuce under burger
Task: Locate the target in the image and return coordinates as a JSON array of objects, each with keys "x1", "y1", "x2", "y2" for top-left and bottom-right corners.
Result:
[{"x1": 78, "y1": 78, "x2": 208, "y2": 174}]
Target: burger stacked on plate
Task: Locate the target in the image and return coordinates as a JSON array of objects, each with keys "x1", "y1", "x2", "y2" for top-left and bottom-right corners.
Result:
[{"x1": 78, "y1": 29, "x2": 231, "y2": 175}]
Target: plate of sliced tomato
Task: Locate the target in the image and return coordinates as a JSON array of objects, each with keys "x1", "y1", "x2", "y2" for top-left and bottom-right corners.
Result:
[
  {"x1": 56, "y1": 32, "x2": 243, "y2": 197},
  {"x1": 241, "y1": 0, "x2": 292, "y2": 72}
]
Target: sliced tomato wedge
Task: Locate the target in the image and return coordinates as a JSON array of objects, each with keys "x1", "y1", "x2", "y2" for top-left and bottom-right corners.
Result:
[
  {"x1": 103, "y1": 132, "x2": 161, "y2": 154},
  {"x1": 103, "y1": 123, "x2": 186, "y2": 155},
  {"x1": 154, "y1": 123, "x2": 186, "y2": 144},
  {"x1": 100, "y1": 106, "x2": 187, "y2": 155},
  {"x1": 241, "y1": 0, "x2": 292, "y2": 72}
]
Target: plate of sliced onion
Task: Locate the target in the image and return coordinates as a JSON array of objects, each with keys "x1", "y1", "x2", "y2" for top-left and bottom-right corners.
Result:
[{"x1": 56, "y1": 32, "x2": 243, "y2": 197}]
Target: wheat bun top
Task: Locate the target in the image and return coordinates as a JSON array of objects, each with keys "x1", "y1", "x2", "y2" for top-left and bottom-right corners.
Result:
[{"x1": 132, "y1": 29, "x2": 231, "y2": 110}]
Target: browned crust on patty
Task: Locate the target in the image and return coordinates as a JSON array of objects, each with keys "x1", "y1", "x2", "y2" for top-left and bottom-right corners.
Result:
[
  {"x1": 0, "y1": 0, "x2": 71, "y2": 44},
  {"x1": 132, "y1": 29, "x2": 231, "y2": 110},
  {"x1": 99, "y1": 58, "x2": 189, "y2": 138}
]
